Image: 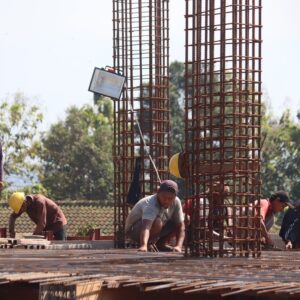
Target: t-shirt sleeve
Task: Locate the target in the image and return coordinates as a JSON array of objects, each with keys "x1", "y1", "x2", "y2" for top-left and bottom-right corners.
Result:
[
  {"x1": 172, "y1": 198, "x2": 184, "y2": 224},
  {"x1": 142, "y1": 204, "x2": 159, "y2": 222},
  {"x1": 259, "y1": 199, "x2": 269, "y2": 221}
]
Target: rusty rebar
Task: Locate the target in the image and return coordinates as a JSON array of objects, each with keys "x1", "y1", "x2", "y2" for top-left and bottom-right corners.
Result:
[
  {"x1": 184, "y1": 0, "x2": 262, "y2": 257},
  {"x1": 113, "y1": 0, "x2": 170, "y2": 248}
]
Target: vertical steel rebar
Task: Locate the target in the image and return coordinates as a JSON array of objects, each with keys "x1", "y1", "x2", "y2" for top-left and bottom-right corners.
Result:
[
  {"x1": 185, "y1": 0, "x2": 262, "y2": 257},
  {"x1": 113, "y1": 0, "x2": 170, "y2": 248}
]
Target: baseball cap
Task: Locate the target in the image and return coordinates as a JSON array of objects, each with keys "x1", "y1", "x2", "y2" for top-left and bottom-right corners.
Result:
[
  {"x1": 271, "y1": 191, "x2": 294, "y2": 208},
  {"x1": 158, "y1": 180, "x2": 178, "y2": 195}
]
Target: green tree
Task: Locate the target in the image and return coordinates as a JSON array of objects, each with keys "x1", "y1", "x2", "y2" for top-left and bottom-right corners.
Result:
[
  {"x1": 169, "y1": 61, "x2": 185, "y2": 154},
  {"x1": 40, "y1": 99, "x2": 114, "y2": 201},
  {"x1": 261, "y1": 109, "x2": 300, "y2": 200},
  {"x1": 0, "y1": 93, "x2": 43, "y2": 185},
  {"x1": 169, "y1": 61, "x2": 185, "y2": 196},
  {"x1": 168, "y1": 61, "x2": 300, "y2": 202}
]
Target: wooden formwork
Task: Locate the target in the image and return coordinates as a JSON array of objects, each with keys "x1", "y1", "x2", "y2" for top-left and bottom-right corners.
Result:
[
  {"x1": 40, "y1": 279, "x2": 102, "y2": 300},
  {"x1": 1, "y1": 249, "x2": 300, "y2": 299},
  {"x1": 0, "y1": 238, "x2": 50, "y2": 249}
]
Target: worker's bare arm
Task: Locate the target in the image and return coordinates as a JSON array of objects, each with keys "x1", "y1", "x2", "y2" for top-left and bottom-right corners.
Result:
[
  {"x1": 174, "y1": 221, "x2": 185, "y2": 252},
  {"x1": 260, "y1": 219, "x2": 273, "y2": 246},
  {"x1": 8, "y1": 213, "x2": 18, "y2": 238},
  {"x1": 138, "y1": 219, "x2": 153, "y2": 252}
]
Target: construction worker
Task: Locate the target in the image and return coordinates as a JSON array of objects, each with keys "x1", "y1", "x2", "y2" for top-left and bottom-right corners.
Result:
[
  {"x1": 279, "y1": 199, "x2": 300, "y2": 249},
  {"x1": 257, "y1": 191, "x2": 293, "y2": 246},
  {"x1": 8, "y1": 192, "x2": 67, "y2": 240},
  {"x1": 182, "y1": 182, "x2": 231, "y2": 242},
  {"x1": 125, "y1": 180, "x2": 185, "y2": 252}
]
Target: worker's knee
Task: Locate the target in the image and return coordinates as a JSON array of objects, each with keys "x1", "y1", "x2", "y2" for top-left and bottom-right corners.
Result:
[{"x1": 150, "y1": 217, "x2": 163, "y2": 237}]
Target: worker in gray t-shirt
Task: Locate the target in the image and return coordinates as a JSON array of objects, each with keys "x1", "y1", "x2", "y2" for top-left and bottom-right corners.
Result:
[{"x1": 125, "y1": 180, "x2": 185, "y2": 252}]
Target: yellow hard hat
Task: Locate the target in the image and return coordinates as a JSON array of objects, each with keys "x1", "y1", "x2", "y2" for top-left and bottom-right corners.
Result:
[
  {"x1": 8, "y1": 192, "x2": 25, "y2": 214},
  {"x1": 169, "y1": 153, "x2": 181, "y2": 178}
]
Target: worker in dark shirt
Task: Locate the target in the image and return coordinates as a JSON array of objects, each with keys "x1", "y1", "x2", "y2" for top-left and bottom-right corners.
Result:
[
  {"x1": 8, "y1": 192, "x2": 67, "y2": 240},
  {"x1": 279, "y1": 199, "x2": 300, "y2": 249}
]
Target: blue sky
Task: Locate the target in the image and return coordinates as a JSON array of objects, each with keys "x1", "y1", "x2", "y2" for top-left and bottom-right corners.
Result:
[{"x1": 0, "y1": 0, "x2": 299, "y2": 128}]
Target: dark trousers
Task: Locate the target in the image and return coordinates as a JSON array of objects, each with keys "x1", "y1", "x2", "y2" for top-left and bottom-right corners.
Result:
[{"x1": 53, "y1": 225, "x2": 67, "y2": 241}]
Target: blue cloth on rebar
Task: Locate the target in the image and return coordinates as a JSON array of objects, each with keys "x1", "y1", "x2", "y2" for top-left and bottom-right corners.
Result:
[{"x1": 126, "y1": 157, "x2": 142, "y2": 207}]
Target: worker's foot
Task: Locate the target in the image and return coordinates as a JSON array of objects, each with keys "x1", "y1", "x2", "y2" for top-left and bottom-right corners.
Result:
[{"x1": 155, "y1": 243, "x2": 174, "y2": 252}]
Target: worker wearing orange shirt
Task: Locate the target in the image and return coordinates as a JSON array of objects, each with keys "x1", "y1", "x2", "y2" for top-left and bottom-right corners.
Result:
[{"x1": 256, "y1": 191, "x2": 293, "y2": 246}]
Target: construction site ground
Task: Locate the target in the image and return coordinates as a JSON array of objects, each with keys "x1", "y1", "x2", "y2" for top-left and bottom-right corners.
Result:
[{"x1": 1, "y1": 240, "x2": 300, "y2": 300}]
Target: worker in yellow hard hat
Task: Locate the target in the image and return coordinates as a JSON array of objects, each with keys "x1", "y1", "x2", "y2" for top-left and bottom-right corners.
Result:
[
  {"x1": 8, "y1": 192, "x2": 67, "y2": 240},
  {"x1": 8, "y1": 192, "x2": 25, "y2": 214}
]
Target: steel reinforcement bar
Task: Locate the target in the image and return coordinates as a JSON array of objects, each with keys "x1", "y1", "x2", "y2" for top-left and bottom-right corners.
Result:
[
  {"x1": 184, "y1": 0, "x2": 262, "y2": 257},
  {"x1": 113, "y1": 0, "x2": 170, "y2": 247}
]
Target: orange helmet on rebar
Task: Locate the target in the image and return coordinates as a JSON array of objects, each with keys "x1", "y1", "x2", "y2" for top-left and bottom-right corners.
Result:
[{"x1": 169, "y1": 153, "x2": 181, "y2": 178}]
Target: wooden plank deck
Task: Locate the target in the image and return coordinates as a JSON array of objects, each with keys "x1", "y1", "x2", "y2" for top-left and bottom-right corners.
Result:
[{"x1": 1, "y1": 249, "x2": 300, "y2": 298}]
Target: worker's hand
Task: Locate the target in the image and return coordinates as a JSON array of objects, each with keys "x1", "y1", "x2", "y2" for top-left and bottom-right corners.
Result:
[
  {"x1": 138, "y1": 245, "x2": 148, "y2": 252},
  {"x1": 286, "y1": 241, "x2": 293, "y2": 250},
  {"x1": 173, "y1": 245, "x2": 182, "y2": 253}
]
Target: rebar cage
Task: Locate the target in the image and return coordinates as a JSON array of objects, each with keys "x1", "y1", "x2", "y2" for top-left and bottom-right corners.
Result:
[
  {"x1": 184, "y1": 0, "x2": 262, "y2": 257},
  {"x1": 113, "y1": 0, "x2": 171, "y2": 247}
]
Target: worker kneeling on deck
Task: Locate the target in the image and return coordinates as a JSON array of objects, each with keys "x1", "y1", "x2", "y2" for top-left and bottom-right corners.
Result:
[
  {"x1": 8, "y1": 192, "x2": 67, "y2": 240},
  {"x1": 257, "y1": 191, "x2": 293, "y2": 247},
  {"x1": 125, "y1": 180, "x2": 185, "y2": 252}
]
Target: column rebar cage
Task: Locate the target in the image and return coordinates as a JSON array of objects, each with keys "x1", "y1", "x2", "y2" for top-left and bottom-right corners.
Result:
[
  {"x1": 184, "y1": 0, "x2": 262, "y2": 257},
  {"x1": 113, "y1": 0, "x2": 170, "y2": 248}
]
